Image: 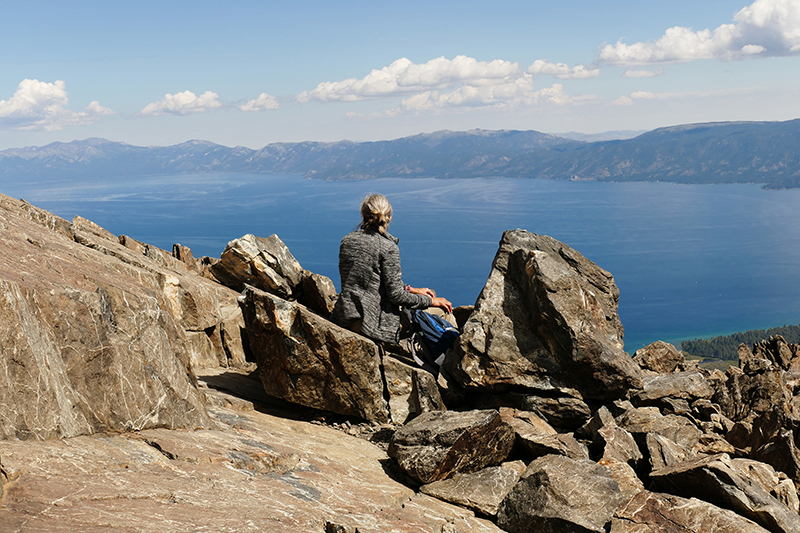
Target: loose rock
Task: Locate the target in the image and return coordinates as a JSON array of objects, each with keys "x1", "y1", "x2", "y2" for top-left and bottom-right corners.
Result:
[
  {"x1": 212, "y1": 233, "x2": 304, "y2": 298},
  {"x1": 612, "y1": 491, "x2": 771, "y2": 533},
  {"x1": 420, "y1": 463, "x2": 523, "y2": 517},
  {"x1": 387, "y1": 410, "x2": 514, "y2": 484},
  {"x1": 650, "y1": 453, "x2": 800, "y2": 533},
  {"x1": 498, "y1": 454, "x2": 626, "y2": 533},
  {"x1": 633, "y1": 340, "x2": 685, "y2": 374}
]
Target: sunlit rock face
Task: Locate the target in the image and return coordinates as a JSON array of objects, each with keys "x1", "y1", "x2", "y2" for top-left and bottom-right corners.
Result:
[
  {"x1": 444, "y1": 229, "x2": 642, "y2": 413},
  {"x1": 0, "y1": 193, "x2": 253, "y2": 440}
]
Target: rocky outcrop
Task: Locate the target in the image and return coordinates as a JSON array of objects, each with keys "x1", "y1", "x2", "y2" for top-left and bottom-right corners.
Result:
[
  {"x1": 241, "y1": 285, "x2": 390, "y2": 423},
  {"x1": 0, "y1": 194, "x2": 257, "y2": 440},
  {"x1": 0, "y1": 394, "x2": 503, "y2": 533},
  {"x1": 444, "y1": 230, "x2": 642, "y2": 416},
  {"x1": 10, "y1": 198, "x2": 800, "y2": 533}
]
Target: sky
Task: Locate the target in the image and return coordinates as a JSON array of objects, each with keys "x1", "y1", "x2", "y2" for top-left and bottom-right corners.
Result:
[{"x1": 1, "y1": 0, "x2": 800, "y2": 150}]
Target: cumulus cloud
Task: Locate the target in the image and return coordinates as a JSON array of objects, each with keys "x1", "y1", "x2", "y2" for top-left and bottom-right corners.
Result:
[
  {"x1": 400, "y1": 81, "x2": 578, "y2": 111},
  {"x1": 296, "y1": 55, "x2": 594, "y2": 114},
  {"x1": 597, "y1": 0, "x2": 800, "y2": 65},
  {"x1": 527, "y1": 59, "x2": 600, "y2": 79},
  {"x1": 296, "y1": 56, "x2": 521, "y2": 102},
  {"x1": 623, "y1": 67, "x2": 663, "y2": 78},
  {"x1": 612, "y1": 95, "x2": 635, "y2": 106},
  {"x1": 0, "y1": 79, "x2": 114, "y2": 131},
  {"x1": 140, "y1": 90, "x2": 221, "y2": 116},
  {"x1": 612, "y1": 91, "x2": 664, "y2": 105},
  {"x1": 240, "y1": 92, "x2": 279, "y2": 112}
]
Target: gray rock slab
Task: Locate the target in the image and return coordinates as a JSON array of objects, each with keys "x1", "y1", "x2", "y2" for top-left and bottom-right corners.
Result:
[
  {"x1": 420, "y1": 464, "x2": 522, "y2": 516},
  {"x1": 631, "y1": 371, "x2": 714, "y2": 406},
  {"x1": 388, "y1": 410, "x2": 515, "y2": 484},
  {"x1": 611, "y1": 491, "x2": 771, "y2": 533},
  {"x1": 498, "y1": 454, "x2": 626, "y2": 533},
  {"x1": 617, "y1": 407, "x2": 703, "y2": 451},
  {"x1": 598, "y1": 423, "x2": 643, "y2": 466},
  {"x1": 383, "y1": 354, "x2": 444, "y2": 424},
  {"x1": 0, "y1": 404, "x2": 503, "y2": 533},
  {"x1": 299, "y1": 271, "x2": 338, "y2": 318},
  {"x1": 497, "y1": 455, "x2": 625, "y2": 533},
  {"x1": 646, "y1": 433, "x2": 692, "y2": 471},
  {"x1": 650, "y1": 453, "x2": 800, "y2": 533}
]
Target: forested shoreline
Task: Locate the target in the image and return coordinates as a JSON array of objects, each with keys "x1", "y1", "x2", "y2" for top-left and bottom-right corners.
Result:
[{"x1": 680, "y1": 324, "x2": 800, "y2": 360}]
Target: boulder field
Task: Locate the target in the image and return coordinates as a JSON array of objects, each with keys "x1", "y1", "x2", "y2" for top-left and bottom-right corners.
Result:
[{"x1": 2, "y1": 194, "x2": 800, "y2": 532}]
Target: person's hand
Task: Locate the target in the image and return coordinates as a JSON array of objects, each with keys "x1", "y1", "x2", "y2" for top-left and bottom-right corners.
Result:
[
  {"x1": 409, "y1": 286, "x2": 436, "y2": 298},
  {"x1": 431, "y1": 296, "x2": 453, "y2": 314}
]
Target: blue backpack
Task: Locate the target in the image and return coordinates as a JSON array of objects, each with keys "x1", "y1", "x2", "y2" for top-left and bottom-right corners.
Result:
[{"x1": 410, "y1": 309, "x2": 459, "y2": 372}]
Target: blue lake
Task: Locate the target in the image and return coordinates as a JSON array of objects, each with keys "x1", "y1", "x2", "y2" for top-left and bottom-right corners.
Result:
[{"x1": 6, "y1": 172, "x2": 800, "y2": 351}]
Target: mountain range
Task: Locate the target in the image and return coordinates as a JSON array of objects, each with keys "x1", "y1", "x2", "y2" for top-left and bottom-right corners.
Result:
[{"x1": 2, "y1": 119, "x2": 799, "y2": 188}]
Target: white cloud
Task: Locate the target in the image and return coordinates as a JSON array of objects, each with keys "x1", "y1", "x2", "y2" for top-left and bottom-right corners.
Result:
[
  {"x1": 296, "y1": 56, "x2": 521, "y2": 102},
  {"x1": 0, "y1": 79, "x2": 114, "y2": 131},
  {"x1": 400, "y1": 81, "x2": 579, "y2": 111},
  {"x1": 597, "y1": 0, "x2": 800, "y2": 65},
  {"x1": 240, "y1": 92, "x2": 279, "y2": 112},
  {"x1": 612, "y1": 91, "x2": 665, "y2": 106},
  {"x1": 140, "y1": 90, "x2": 221, "y2": 116},
  {"x1": 623, "y1": 67, "x2": 663, "y2": 78},
  {"x1": 527, "y1": 59, "x2": 600, "y2": 79},
  {"x1": 296, "y1": 55, "x2": 596, "y2": 115}
]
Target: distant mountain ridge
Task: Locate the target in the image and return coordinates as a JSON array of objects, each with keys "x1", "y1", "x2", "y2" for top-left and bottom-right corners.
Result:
[{"x1": 2, "y1": 120, "x2": 799, "y2": 188}]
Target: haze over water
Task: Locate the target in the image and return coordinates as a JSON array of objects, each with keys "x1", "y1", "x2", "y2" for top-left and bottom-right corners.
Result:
[{"x1": 12, "y1": 173, "x2": 800, "y2": 351}]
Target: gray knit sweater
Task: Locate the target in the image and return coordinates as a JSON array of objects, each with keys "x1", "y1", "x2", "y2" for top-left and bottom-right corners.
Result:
[{"x1": 331, "y1": 229, "x2": 432, "y2": 344}]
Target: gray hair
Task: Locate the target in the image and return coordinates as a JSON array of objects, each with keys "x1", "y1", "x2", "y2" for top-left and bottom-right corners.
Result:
[{"x1": 360, "y1": 193, "x2": 392, "y2": 234}]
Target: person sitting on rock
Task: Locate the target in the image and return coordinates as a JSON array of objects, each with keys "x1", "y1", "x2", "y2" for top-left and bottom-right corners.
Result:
[{"x1": 331, "y1": 193, "x2": 453, "y2": 351}]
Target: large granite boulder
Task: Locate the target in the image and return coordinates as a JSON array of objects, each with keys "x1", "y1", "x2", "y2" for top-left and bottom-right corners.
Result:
[
  {"x1": 498, "y1": 454, "x2": 627, "y2": 533},
  {"x1": 210, "y1": 233, "x2": 338, "y2": 318},
  {"x1": 444, "y1": 230, "x2": 642, "y2": 403},
  {"x1": 387, "y1": 410, "x2": 515, "y2": 484},
  {"x1": 0, "y1": 195, "x2": 231, "y2": 440},
  {"x1": 240, "y1": 285, "x2": 390, "y2": 423}
]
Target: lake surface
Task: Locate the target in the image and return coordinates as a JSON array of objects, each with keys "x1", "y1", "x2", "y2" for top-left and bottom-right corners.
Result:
[{"x1": 6, "y1": 172, "x2": 800, "y2": 351}]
